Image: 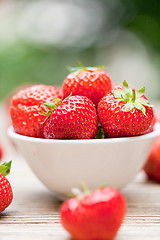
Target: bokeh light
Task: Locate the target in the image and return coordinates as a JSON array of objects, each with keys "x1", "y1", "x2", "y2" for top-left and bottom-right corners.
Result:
[{"x1": 0, "y1": 0, "x2": 160, "y2": 100}]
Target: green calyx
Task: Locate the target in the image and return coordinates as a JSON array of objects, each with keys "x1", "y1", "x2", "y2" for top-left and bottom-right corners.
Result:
[
  {"x1": 0, "y1": 161, "x2": 12, "y2": 177},
  {"x1": 42, "y1": 97, "x2": 63, "y2": 116},
  {"x1": 113, "y1": 80, "x2": 153, "y2": 115},
  {"x1": 42, "y1": 93, "x2": 72, "y2": 117},
  {"x1": 41, "y1": 97, "x2": 62, "y2": 124},
  {"x1": 67, "y1": 62, "x2": 106, "y2": 75},
  {"x1": 67, "y1": 182, "x2": 91, "y2": 200}
]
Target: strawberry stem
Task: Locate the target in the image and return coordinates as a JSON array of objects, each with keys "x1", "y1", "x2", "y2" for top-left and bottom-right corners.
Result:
[
  {"x1": 132, "y1": 89, "x2": 136, "y2": 102},
  {"x1": 80, "y1": 182, "x2": 90, "y2": 194},
  {"x1": 64, "y1": 92, "x2": 72, "y2": 101}
]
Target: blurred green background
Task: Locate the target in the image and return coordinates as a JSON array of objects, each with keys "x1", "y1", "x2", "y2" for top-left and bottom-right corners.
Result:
[{"x1": 0, "y1": 0, "x2": 160, "y2": 100}]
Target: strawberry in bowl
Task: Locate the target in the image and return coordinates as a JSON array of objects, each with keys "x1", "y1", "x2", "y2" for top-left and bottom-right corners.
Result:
[
  {"x1": 43, "y1": 95, "x2": 98, "y2": 139},
  {"x1": 63, "y1": 64, "x2": 112, "y2": 107},
  {"x1": 8, "y1": 79, "x2": 160, "y2": 197},
  {"x1": 98, "y1": 81, "x2": 154, "y2": 138},
  {"x1": 10, "y1": 84, "x2": 62, "y2": 138}
]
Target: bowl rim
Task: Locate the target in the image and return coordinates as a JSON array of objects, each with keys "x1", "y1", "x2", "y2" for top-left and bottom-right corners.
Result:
[{"x1": 7, "y1": 123, "x2": 160, "y2": 144}]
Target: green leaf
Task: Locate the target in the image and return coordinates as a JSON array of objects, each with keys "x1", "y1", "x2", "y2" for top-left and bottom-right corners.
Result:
[
  {"x1": 123, "y1": 80, "x2": 128, "y2": 88},
  {"x1": 52, "y1": 97, "x2": 61, "y2": 101},
  {"x1": 137, "y1": 87, "x2": 145, "y2": 97},
  {"x1": 123, "y1": 80, "x2": 130, "y2": 93},
  {"x1": 69, "y1": 183, "x2": 91, "y2": 200},
  {"x1": 89, "y1": 65, "x2": 106, "y2": 70},
  {"x1": 43, "y1": 102, "x2": 57, "y2": 109},
  {"x1": 114, "y1": 99, "x2": 124, "y2": 103},
  {"x1": 41, "y1": 109, "x2": 48, "y2": 115},
  {"x1": 139, "y1": 97, "x2": 154, "y2": 107},
  {"x1": 127, "y1": 101, "x2": 134, "y2": 110},
  {"x1": 134, "y1": 102, "x2": 144, "y2": 110},
  {"x1": 141, "y1": 105, "x2": 146, "y2": 116},
  {"x1": 67, "y1": 64, "x2": 106, "y2": 74},
  {"x1": 67, "y1": 66, "x2": 81, "y2": 73},
  {"x1": 134, "y1": 102, "x2": 146, "y2": 115},
  {"x1": 80, "y1": 182, "x2": 90, "y2": 193},
  {"x1": 113, "y1": 89, "x2": 125, "y2": 99},
  {"x1": 71, "y1": 188, "x2": 82, "y2": 196},
  {"x1": 125, "y1": 92, "x2": 132, "y2": 99},
  {"x1": 0, "y1": 161, "x2": 12, "y2": 176},
  {"x1": 112, "y1": 80, "x2": 153, "y2": 115}
]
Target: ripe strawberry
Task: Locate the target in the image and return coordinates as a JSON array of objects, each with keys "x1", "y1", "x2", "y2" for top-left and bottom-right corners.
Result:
[
  {"x1": 98, "y1": 81, "x2": 154, "y2": 138},
  {"x1": 145, "y1": 113, "x2": 157, "y2": 134},
  {"x1": 144, "y1": 136, "x2": 160, "y2": 182},
  {"x1": 0, "y1": 161, "x2": 13, "y2": 213},
  {"x1": 0, "y1": 142, "x2": 3, "y2": 160},
  {"x1": 60, "y1": 185, "x2": 126, "y2": 240},
  {"x1": 43, "y1": 95, "x2": 98, "y2": 139},
  {"x1": 62, "y1": 64, "x2": 112, "y2": 107},
  {"x1": 10, "y1": 84, "x2": 62, "y2": 138}
]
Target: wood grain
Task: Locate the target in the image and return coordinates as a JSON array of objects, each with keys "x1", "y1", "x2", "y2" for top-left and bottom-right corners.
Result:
[{"x1": 0, "y1": 103, "x2": 160, "y2": 240}]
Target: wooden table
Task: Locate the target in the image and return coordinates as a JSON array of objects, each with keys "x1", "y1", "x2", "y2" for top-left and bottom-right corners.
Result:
[{"x1": 0, "y1": 103, "x2": 160, "y2": 240}]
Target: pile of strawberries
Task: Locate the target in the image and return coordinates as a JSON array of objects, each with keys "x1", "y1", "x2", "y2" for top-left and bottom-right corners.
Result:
[
  {"x1": 10, "y1": 64, "x2": 154, "y2": 140},
  {"x1": 7, "y1": 64, "x2": 160, "y2": 240}
]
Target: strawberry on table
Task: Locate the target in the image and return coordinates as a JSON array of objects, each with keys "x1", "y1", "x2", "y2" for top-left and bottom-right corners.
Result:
[
  {"x1": 144, "y1": 136, "x2": 160, "y2": 182},
  {"x1": 98, "y1": 81, "x2": 154, "y2": 138},
  {"x1": 60, "y1": 185, "x2": 126, "y2": 240},
  {"x1": 43, "y1": 95, "x2": 98, "y2": 139},
  {"x1": 10, "y1": 85, "x2": 62, "y2": 138},
  {"x1": 0, "y1": 161, "x2": 13, "y2": 213},
  {"x1": 62, "y1": 64, "x2": 112, "y2": 107}
]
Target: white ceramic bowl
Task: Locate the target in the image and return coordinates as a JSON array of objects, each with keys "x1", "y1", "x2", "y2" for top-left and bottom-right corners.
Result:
[{"x1": 8, "y1": 124, "x2": 160, "y2": 198}]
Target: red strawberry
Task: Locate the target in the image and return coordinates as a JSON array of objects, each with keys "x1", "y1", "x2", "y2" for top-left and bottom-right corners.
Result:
[
  {"x1": 144, "y1": 136, "x2": 160, "y2": 182},
  {"x1": 0, "y1": 143, "x2": 3, "y2": 160},
  {"x1": 0, "y1": 161, "x2": 13, "y2": 213},
  {"x1": 98, "y1": 81, "x2": 154, "y2": 138},
  {"x1": 60, "y1": 185, "x2": 126, "y2": 240},
  {"x1": 43, "y1": 95, "x2": 98, "y2": 139},
  {"x1": 145, "y1": 113, "x2": 157, "y2": 134},
  {"x1": 63, "y1": 64, "x2": 112, "y2": 107},
  {"x1": 10, "y1": 84, "x2": 62, "y2": 138}
]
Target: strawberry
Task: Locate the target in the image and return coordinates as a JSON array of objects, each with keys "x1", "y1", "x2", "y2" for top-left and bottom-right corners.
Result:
[
  {"x1": 98, "y1": 81, "x2": 154, "y2": 138},
  {"x1": 10, "y1": 84, "x2": 62, "y2": 138},
  {"x1": 145, "y1": 113, "x2": 157, "y2": 134},
  {"x1": 60, "y1": 185, "x2": 126, "y2": 240},
  {"x1": 0, "y1": 142, "x2": 3, "y2": 160},
  {"x1": 0, "y1": 161, "x2": 13, "y2": 213},
  {"x1": 62, "y1": 64, "x2": 112, "y2": 107},
  {"x1": 43, "y1": 95, "x2": 98, "y2": 139},
  {"x1": 144, "y1": 136, "x2": 160, "y2": 182}
]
